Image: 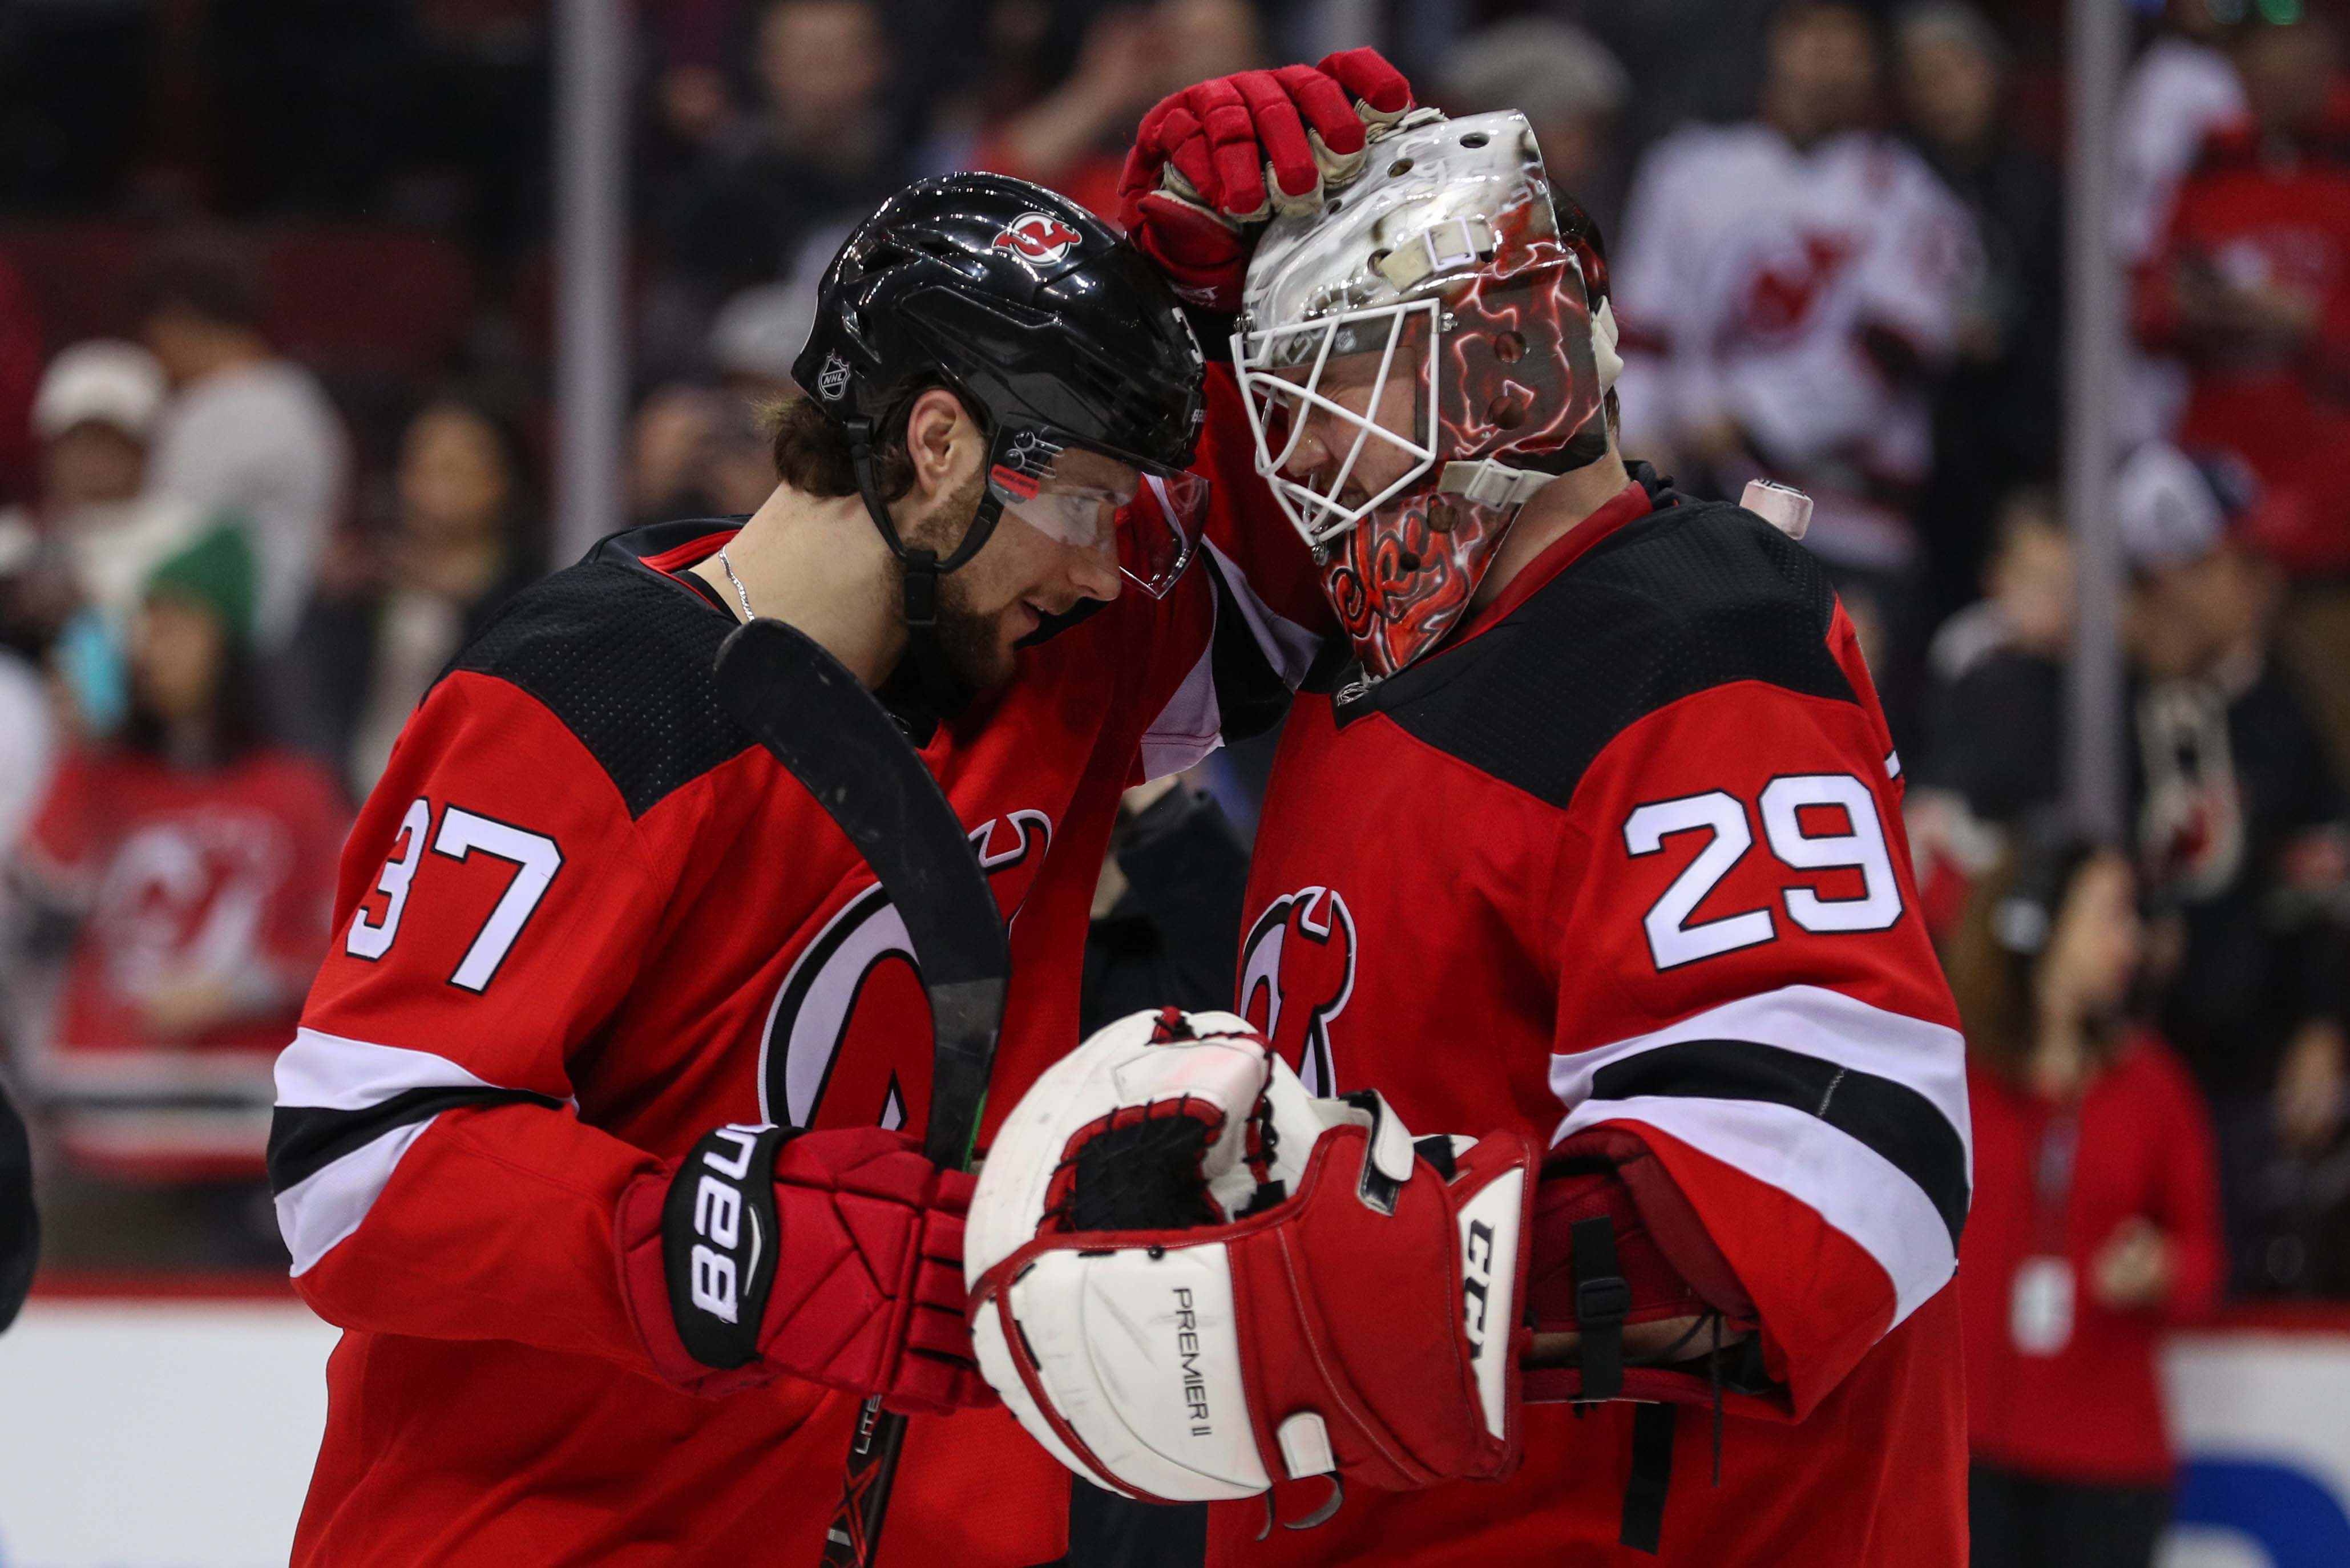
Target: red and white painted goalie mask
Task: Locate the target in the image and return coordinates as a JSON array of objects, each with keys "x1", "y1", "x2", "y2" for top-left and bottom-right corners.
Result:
[{"x1": 1233, "y1": 110, "x2": 1621, "y2": 680}]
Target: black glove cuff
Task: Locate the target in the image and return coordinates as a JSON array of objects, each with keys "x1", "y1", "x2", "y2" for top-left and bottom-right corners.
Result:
[{"x1": 663, "y1": 1124, "x2": 798, "y2": 1368}]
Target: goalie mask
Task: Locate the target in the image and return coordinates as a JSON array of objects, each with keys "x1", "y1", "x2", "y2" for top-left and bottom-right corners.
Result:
[{"x1": 1233, "y1": 110, "x2": 1622, "y2": 681}]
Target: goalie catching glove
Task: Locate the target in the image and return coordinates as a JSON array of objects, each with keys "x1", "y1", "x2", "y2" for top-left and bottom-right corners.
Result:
[
  {"x1": 964, "y1": 1008, "x2": 1536, "y2": 1507},
  {"x1": 615, "y1": 1124, "x2": 992, "y2": 1412}
]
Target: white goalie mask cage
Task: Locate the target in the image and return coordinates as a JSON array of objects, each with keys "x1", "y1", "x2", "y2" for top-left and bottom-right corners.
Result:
[{"x1": 1230, "y1": 108, "x2": 1624, "y2": 553}]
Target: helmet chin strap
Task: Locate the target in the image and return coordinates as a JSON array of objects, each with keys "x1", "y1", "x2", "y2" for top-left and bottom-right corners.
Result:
[{"x1": 845, "y1": 416, "x2": 1007, "y2": 718}]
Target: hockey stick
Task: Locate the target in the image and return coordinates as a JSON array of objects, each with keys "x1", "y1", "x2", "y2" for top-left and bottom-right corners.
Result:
[{"x1": 714, "y1": 617, "x2": 1010, "y2": 1568}]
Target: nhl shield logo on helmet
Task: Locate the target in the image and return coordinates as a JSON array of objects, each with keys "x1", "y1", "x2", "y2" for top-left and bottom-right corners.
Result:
[
  {"x1": 815, "y1": 351, "x2": 851, "y2": 402},
  {"x1": 994, "y1": 213, "x2": 1083, "y2": 265}
]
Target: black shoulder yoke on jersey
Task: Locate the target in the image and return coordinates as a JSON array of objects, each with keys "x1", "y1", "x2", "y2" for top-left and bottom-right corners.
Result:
[
  {"x1": 442, "y1": 519, "x2": 755, "y2": 820},
  {"x1": 1328, "y1": 480, "x2": 1859, "y2": 810}
]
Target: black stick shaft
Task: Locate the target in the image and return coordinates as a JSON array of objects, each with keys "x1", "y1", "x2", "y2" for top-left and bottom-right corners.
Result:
[{"x1": 713, "y1": 619, "x2": 1010, "y2": 1568}]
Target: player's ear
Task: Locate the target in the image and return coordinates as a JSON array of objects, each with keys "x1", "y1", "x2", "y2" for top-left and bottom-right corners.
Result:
[{"x1": 902, "y1": 387, "x2": 974, "y2": 501}]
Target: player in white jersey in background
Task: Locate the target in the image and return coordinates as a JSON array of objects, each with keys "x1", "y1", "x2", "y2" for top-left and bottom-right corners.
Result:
[{"x1": 1612, "y1": 0, "x2": 1977, "y2": 618}]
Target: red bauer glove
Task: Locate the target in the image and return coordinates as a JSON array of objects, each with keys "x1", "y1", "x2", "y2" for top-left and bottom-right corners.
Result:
[
  {"x1": 1117, "y1": 48, "x2": 1413, "y2": 312},
  {"x1": 616, "y1": 1123, "x2": 992, "y2": 1413}
]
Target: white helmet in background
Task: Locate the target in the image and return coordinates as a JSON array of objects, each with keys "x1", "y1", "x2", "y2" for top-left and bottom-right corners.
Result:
[{"x1": 1233, "y1": 109, "x2": 1621, "y2": 680}]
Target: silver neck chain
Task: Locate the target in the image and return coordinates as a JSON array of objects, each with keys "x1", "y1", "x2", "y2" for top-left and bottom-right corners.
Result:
[{"x1": 716, "y1": 544, "x2": 754, "y2": 622}]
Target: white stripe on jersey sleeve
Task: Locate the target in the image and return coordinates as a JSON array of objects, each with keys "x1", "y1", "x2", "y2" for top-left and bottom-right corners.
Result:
[
  {"x1": 273, "y1": 1027, "x2": 520, "y2": 1276},
  {"x1": 1548, "y1": 984, "x2": 1971, "y2": 1327},
  {"x1": 1552, "y1": 1093, "x2": 1957, "y2": 1324},
  {"x1": 1547, "y1": 984, "x2": 1972, "y2": 1181},
  {"x1": 277, "y1": 1117, "x2": 440, "y2": 1276},
  {"x1": 276, "y1": 1025, "x2": 504, "y2": 1110}
]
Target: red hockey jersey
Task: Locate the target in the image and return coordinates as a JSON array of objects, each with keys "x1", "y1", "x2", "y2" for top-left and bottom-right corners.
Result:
[
  {"x1": 1961, "y1": 1036, "x2": 2223, "y2": 1486},
  {"x1": 25, "y1": 744, "x2": 346, "y2": 1178},
  {"x1": 270, "y1": 385, "x2": 1322, "y2": 1566},
  {"x1": 1224, "y1": 475, "x2": 1971, "y2": 1565}
]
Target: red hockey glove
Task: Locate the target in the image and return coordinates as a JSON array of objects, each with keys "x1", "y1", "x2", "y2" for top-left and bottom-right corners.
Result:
[
  {"x1": 1117, "y1": 49, "x2": 1412, "y2": 312},
  {"x1": 966, "y1": 1008, "x2": 1534, "y2": 1507},
  {"x1": 1521, "y1": 1126, "x2": 1762, "y2": 1408},
  {"x1": 615, "y1": 1124, "x2": 992, "y2": 1413}
]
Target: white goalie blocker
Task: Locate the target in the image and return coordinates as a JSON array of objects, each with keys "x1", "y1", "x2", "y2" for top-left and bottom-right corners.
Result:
[{"x1": 966, "y1": 1009, "x2": 1535, "y2": 1506}]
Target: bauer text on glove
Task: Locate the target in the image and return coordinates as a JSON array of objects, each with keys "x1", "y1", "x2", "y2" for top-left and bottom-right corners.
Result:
[{"x1": 615, "y1": 1123, "x2": 992, "y2": 1411}]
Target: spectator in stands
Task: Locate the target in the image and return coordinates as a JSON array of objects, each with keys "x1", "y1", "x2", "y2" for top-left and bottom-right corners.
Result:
[
  {"x1": 280, "y1": 396, "x2": 540, "y2": 799},
  {"x1": 1947, "y1": 829, "x2": 2224, "y2": 1568},
  {"x1": 2116, "y1": 0, "x2": 2248, "y2": 448},
  {"x1": 0, "y1": 342, "x2": 209, "y2": 638},
  {"x1": 135, "y1": 230, "x2": 349, "y2": 653},
  {"x1": 1612, "y1": 0, "x2": 1976, "y2": 712},
  {"x1": 709, "y1": 279, "x2": 818, "y2": 401},
  {"x1": 964, "y1": 3, "x2": 1163, "y2": 217},
  {"x1": 1439, "y1": 18, "x2": 1631, "y2": 240},
  {"x1": 1908, "y1": 488, "x2": 2073, "y2": 931},
  {"x1": 967, "y1": 0, "x2": 1263, "y2": 218},
  {"x1": 663, "y1": 0, "x2": 903, "y2": 298},
  {"x1": 2117, "y1": 0, "x2": 2247, "y2": 269},
  {"x1": 1896, "y1": 2, "x2": 2064, "y2": 630},
  {"x1": 13, "y1": 527, "x2": 346, "y2": 1266},
  {"x1": 2137, "y1": 10, "x2": 2350, "y2": 775},
  {"x1": 2115, "y1": 443, "x2": 2350, "y2": 1292},
  {"x1": 627, "y1": 383, "x2": 776, "y2": 529}
]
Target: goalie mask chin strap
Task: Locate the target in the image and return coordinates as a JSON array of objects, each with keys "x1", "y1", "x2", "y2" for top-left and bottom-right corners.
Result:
[
  {"x1": 846, "y1": 415, "x2": 1006, "y2": 718},
  {"x1": 1436, "y1": 458, "x2": 1558, "y2": 512}
]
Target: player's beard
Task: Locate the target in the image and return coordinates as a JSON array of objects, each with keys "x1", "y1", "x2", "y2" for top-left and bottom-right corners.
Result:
[{"x1": 894, "y1": 468, "x2": 1017, "y2": 695}]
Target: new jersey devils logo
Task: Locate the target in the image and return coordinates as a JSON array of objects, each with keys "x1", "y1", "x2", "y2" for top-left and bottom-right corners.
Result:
[
  {"x1": 761, "y1": 810, "x2": 1049, "y2": 1131},
  {"x1": 994, "y1": 213, "x2": 1082, "y2": 265},
  {"x1": 1238, "y1": 886, "x2": 1356, "y2": 1096}
]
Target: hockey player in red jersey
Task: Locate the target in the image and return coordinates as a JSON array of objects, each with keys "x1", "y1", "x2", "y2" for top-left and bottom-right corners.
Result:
[
  {"x1": 266, "y1": 170, "x2": 1348, "y2": 1566},
  {"x1": 1063, "y1": 96, "x2": 1971, "y2": 1565}
]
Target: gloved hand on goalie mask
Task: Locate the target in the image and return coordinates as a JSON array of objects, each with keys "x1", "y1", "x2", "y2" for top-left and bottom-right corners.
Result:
[
  {"x1": 1116, "y1": 50, "x2": 1414, "y2": 313},
  {"x1": 964, "y1": 1007, "x2": 1536, "y2": 1512}
]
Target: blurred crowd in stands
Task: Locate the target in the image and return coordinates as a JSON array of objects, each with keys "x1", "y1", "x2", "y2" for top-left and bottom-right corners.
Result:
[{"x1": 0, "y1": 0, "x2": 2344, "y2": 1361}]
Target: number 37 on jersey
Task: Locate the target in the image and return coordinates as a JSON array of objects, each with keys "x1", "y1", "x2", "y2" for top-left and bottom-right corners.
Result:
[{"x1": 344, "y1": 795, "x2": 564, "y2": 993}]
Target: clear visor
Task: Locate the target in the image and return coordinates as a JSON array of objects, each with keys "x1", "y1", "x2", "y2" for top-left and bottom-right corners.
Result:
[
  {"x1": 1233, "y1": 299, "x2": 1440, "y2": 548},
  {"x1": 987, "y1": 437, "x2": 1208, "y2": 599}
]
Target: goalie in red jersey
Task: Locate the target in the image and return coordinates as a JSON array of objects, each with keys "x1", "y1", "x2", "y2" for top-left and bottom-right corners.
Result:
[{"x1": 966, "y1": 68, "x2": 1972, "y2": 1568}]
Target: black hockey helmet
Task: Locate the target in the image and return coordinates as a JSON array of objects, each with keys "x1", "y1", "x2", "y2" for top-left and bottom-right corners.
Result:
[{"x1": 793, "y1": 173, "x2": 1212, "y2": 621}]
